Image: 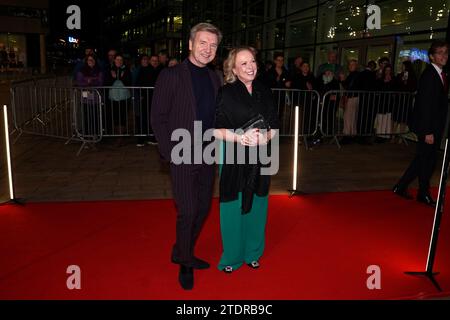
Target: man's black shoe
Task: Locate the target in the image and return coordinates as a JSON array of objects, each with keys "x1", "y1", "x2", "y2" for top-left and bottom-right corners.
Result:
[
  {"x1": 178, "y1": 265, "x2": 193, "y2": 290},
  {"x1": 392, "y1": 185, "x2": 413, "y2": 200},
  {"x1": 417, "y1": 194, "x2": 436, "y2": 207}
]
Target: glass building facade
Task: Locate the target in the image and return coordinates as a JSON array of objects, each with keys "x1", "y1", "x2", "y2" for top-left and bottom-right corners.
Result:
[
  {"x1": 103, "y1": 0, "x2": 183, "y2": 58},
  {"x1": 198, "y1": 0, "x2": 450, "y2": 74},
  {"x1": 101, "y1": 0, "x2": 450, "y2": 73},
  {"x1": 182, "y1": 0, "x2": 234, "y2": 54}
]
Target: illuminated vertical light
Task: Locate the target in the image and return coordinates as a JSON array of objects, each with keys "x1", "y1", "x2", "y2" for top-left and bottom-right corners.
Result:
[
  {"x1": 3, "y1": 105, "x2": 14, "y2": 200},
  {"x1": 426, "y1": 139, "x2": 448, "y2": 270},
  {"x1": 292, "y1": 106, "x2": 299, "y2": 191}
]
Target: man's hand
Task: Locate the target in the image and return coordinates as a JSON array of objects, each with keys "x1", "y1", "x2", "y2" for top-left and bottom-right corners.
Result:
[{"x1": 425, "y1": 134, "x2": 434, "y2": 145}]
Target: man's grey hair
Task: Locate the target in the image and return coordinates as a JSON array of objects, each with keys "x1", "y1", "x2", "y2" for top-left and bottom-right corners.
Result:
[{"x1": 190, "y1": 22, "x2": 223, "y2": 44}]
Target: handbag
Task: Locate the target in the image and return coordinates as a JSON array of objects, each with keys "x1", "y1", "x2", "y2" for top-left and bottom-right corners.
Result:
[
  {"x1": 238, "y1": 114, "x2": 270, "y2": 214},
  {"x1": 239, "y1": 114, "x2": 270, "y2": 132},
  {"x1": 109, "y1": 79, "x2": 131, "y2": 102}
]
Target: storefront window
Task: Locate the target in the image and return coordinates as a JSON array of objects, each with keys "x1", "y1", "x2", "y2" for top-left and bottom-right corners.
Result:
[
  {"x1": 248, "y1": 1, "x2": 265, "y2": 27},
  {"x1": 366, "y1": 44, "x2": 393, "y2": 68},
  {"x1": 286, "y1": 8, "x2": 316, "y2": 47},
  {"x1": 0, "y1": 33, "x2": 27, "y2": 70},
  {"x1": 317, "y1": 0, "x2": 366, "y2": 42},
  {"x1": 286, "y1": 46, "x2": 315, "y2": 69},
  {"x1": 288, "y1": 0, "x2": 318, "y2": 12},
  {"x1": 369, "y1": 0, "x2": 450, "y2": 37},
  {"x1": 247, "y1": 27, "x2": 263, "y2": 49},
  {"x1": 266, "y1": 0, "x2": 287, "y2": 19},
  {"x1": 395, "y1": 31, "x2": 446, "y2": 77},
  {"x1": 264, "y1": 19, "x2": 285, "y2": 49}
]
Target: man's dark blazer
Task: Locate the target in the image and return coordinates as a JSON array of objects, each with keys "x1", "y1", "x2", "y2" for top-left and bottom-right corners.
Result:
[
  {"x1": 409, "y1": 64, "x2": 448, "y2": 139},
  {"x1": 151, "y1": 60, "x2": 221, "y2": 161}
]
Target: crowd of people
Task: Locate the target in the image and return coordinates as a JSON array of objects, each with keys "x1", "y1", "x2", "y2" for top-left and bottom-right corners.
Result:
[
  {"x1": 72, "y1": 47, "x2": 178, "y2": 145},
  {"x1": 71, "y1": 42, "x2": 425, "y2": 148},
  {"x1": 257, "y1": 50, "x2": 420, "y2": 145},
  {"x1": 73, "y1": 47, "x2": 173, "y2": 88}
]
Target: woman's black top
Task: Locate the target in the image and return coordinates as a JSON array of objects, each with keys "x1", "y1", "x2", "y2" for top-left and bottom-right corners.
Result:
[{"x1": 215, "y1": 79, "x2": 279, "y2": 213}]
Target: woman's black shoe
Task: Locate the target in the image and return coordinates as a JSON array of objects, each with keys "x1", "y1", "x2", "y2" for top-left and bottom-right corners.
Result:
[
  {"x1": 392, "y1": 184, "x2": 413, "y2": 200},
  {"x1": 416, "y1": 194, "x2": 436, "y2": 207},
  {"x1": 223, "y1": 266, "x2": 233, "y2": 273},
  {"x1": 247, "y1": 261, "x2": 260, "y2": 269}
]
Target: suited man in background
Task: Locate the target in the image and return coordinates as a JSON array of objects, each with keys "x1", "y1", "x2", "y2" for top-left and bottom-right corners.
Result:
[
  {"x1": 151, "y1": 23, "x2": 222, "y2": 290},
  {"x1": 393, "y1": 40, "x2": 449, "y2": 207}
]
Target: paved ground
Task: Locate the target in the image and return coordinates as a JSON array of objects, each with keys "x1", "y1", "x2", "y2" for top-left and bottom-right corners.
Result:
[{"x1": 0, "y1": 133, "x2": 443, "y2": 203}]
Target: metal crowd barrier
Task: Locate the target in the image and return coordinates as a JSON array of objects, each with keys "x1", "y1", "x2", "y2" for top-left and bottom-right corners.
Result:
[
  {"x1": 10, "y1": 85, "x2": 102, "y2": 155},
  {"x1": 271, "y1": 89, "x2": 321, "y2": 139},
  {"x1": 320, "y1": 90, "x2": 416, "y2": 147},
  {"x1": 11, "y1": 86, "x2": 75, "y2": 140},
  {"x1": 9, "y1": 83, "x2": 418, "y2": 155},
  {"x1": 86, "y1": 87, "x2": 155, "y2": 138},
  {"x1": 10, "y1": 85, "x2": 155, "y2": 155}
]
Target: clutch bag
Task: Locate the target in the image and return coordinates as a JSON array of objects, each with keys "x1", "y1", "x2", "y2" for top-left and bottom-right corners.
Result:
[{"x1": 239, "y1": 114, "x2": 270, "y2": 132}]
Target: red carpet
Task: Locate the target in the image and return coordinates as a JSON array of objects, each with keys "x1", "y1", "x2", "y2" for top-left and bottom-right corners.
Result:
[{"x1": 0, "y1": 190, "x2": 449, "y2": 300}]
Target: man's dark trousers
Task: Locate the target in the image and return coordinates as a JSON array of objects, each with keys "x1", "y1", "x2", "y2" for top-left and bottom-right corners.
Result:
[
  {"x1": 170, "y1": 162, "x2": 215, "y2": 267},
  {"x1": 397, "y1": 135, "x2": 441, "y2": 195}
]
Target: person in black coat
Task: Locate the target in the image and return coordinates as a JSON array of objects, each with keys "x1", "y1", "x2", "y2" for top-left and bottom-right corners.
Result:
[
  {"x1": 214, "y1": 46, "x2": 279, "y2": 273},
  {"x1": 356, "y1": 60, "x2": 377, "y2": 142},
  {"x1": 134, "y1": 54, "x2": 160, "y2": 146},
  {"x1": 393, "y1": 60, "x2": 418, "y2": 142},
  {"x1": 374, "y1": 64, "x2": 397, "y2": 142},
  {"x1": 317, "y1": 67, "x2": 341, "y2": 136},
  {"x1": 291, "y1": 62, "x2": 318, "y2": 136},
  {"x1": 262, "y1": 52, "x2": 291, "y2": 89},
  {"x1": 393, "y1": 40, "x2": 449, "y2": 206}
]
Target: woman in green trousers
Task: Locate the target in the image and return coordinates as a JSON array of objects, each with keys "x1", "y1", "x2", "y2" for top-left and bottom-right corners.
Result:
[{"x1": 214, "y1": 46, "x2": 279, "y2": 273}]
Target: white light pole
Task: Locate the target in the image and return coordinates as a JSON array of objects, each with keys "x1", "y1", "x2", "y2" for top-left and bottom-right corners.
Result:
[{"x1": 2, "y1": 105, "x2": 22, "y2": 205}]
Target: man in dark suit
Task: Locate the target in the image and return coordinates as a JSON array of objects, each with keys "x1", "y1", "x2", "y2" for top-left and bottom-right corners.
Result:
[
  {"x1": 151, "y1": 23, "x2": 222, "y2": 290},
  {"x1": 393, "y1": 40, "x2": 449, "y2": 207},
  {"x1": 356, "y1": 60, "x2": 377, "y2": 144}
]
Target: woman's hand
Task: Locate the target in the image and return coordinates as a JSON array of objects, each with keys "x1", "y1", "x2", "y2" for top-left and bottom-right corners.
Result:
[
  {"x1": 240, "y1": 128, "x2": 259, "y2": 146},
  {"x1": 256, "y1": 131, "x2": 269, "y2": 145}
]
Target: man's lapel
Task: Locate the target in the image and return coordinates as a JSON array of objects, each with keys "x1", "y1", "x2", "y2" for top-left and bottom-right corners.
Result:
[{"x1": 180, "y1": 60, "x2": 197, "y2": 118}]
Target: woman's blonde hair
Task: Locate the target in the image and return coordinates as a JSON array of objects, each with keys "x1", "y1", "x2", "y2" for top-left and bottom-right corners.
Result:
[{"x1": 223, "y1": 46, "x2": 257, "y2": 84}]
